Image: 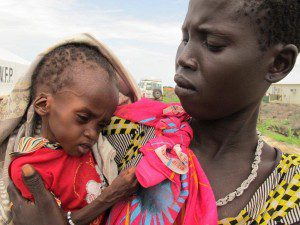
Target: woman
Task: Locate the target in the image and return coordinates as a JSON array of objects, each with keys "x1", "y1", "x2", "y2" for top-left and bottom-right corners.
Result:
[{"x1": 3, "y1": 0, "x2": 300, "y2": 224}]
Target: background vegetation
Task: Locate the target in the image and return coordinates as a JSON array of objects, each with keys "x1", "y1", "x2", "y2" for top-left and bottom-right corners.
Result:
[{"x1": 163, "y1": 87, "x2": 300, "y2": 150}]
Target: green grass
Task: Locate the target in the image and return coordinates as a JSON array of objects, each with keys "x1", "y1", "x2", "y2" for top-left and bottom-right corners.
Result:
[
  {"x1": 162, "y1": 93, "x2": 180, "y2": 103},
  {"x1": 257, "y1": 119, "x2": 300, "y2": 147}
]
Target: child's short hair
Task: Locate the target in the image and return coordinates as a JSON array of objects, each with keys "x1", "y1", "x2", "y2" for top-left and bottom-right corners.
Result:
[
  {"x1": 239, "y1": 0, "x2": 299, "y2": 51},
  {"x1": 31, "y1": 43, "x2": 116, "y2": 99}
]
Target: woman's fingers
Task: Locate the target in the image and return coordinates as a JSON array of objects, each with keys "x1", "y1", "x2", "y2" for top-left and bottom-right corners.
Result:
[
  {"x1": 7, "y1": 181, "x2": 23, "y2": 203},
  {"x1": 21, "y1": 164, "x2": 66, "y2": 225},
  {"x1": 21, "y1": 164, "x2": 51, "y2": 206},
  {"x1": 21, "y1": 164, "x2": 58, "y2": 210}
]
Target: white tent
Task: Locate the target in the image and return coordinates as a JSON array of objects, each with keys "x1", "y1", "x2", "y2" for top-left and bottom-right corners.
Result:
[{"x1": 0, "y1": 48, "x2": 29, "y2": 97}]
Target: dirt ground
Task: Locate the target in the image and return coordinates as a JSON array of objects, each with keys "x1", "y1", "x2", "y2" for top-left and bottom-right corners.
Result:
[
  {"x1": 263, "y1": 136, "x2": 300, "y2": 155},
  {"x1": 259, "y1": 102, "x2": 300, "y2": 128}
]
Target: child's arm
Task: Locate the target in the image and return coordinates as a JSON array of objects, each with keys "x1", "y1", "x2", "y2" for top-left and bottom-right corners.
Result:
[
  {"x1": 67, "y1": 168, "x2": 138, "y2": 225},
  {"x1": 9, "y1": 153, "x2": 53, "y2": 201}
]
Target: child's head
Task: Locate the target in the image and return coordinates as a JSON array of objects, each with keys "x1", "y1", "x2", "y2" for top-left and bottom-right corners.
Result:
[
  {"x1": 31, "y1": 43, "x2": 119, "y2": 156},
  {"x1": 175, "y1": 0, "x2": 299, "y2": 120}
]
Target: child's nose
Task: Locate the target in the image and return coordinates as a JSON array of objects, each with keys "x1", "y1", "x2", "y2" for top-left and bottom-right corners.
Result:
[{"x1": 83, "y1": 127, "x2": 98, "y2": 142}]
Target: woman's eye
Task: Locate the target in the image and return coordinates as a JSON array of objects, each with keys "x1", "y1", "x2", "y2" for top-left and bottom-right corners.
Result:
[
  {"x1": 203, "y1": 41, "x2": 224, "y2": 52},
  {"x1": 77, "y1": 114, "x2": 89, "y2": 123},
  {"x1": 181, "y1": 31, "x2": 189, "y2": 45},
  {"x1": 182, "y1": 38, "x2": 188, "y2": 45}
]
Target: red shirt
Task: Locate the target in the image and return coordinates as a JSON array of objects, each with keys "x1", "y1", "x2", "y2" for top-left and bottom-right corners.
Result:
[{"x1": 9, "y1": 148, "x2": 106, "y2": 211}]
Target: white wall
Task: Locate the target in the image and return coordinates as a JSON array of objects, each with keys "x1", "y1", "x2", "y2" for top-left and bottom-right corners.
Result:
[{"x1": 267, "y1": 84, "x2": 300, "y2": 105}]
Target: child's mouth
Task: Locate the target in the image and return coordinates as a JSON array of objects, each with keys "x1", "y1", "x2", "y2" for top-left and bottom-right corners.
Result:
[{"x1": 78, "y1": 144, "x2": 92, "y2": 155}]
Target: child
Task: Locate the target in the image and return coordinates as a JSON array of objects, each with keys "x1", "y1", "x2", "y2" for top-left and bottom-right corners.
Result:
[{"x1": 9, "y1": 43, "x2": 121, "y2": 224}]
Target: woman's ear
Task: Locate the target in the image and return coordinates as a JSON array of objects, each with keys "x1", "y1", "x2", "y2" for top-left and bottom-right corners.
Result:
[
  {"x1": 33, "y1": 93, "x2": 51, "y2": 117},
  {"x1": 265, "y1": 44, "x2": 298, "y2": 83}
]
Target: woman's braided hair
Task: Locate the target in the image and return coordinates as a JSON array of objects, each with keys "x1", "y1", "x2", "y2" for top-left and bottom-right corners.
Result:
[
  {"x1": 239, "y1": 0, "x2": 300, "y2": 51},
  {"x1": 31, "y1": 43, "x2": 116, "y2": 99}
]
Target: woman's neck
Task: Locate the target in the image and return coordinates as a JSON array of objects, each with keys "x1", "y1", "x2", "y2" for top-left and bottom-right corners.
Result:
[{"x1": 190, "y1": 102, "x2": 261, "y2": 161}]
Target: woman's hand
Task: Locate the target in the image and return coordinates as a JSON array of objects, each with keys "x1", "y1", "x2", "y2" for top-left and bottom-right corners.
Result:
[
  {"x1": 71, "y1": 167, "x2": 139, "y2": 225},
  {"x1": 7, "y1": 165, "x2": 139, "y2": 225},
  {"x1": 7, "y1": 164, "x2": 66, "y2": 225}
]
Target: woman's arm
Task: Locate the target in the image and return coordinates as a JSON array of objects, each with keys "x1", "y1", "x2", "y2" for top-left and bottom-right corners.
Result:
[
  {"x1": 7, "y1": 164, "x2": 66, "y2": 225},
  {"x1": 8, "y1": 165, "x2": 139, "y2": 225}
]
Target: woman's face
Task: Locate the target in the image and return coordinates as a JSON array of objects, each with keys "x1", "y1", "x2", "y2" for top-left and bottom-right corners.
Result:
[{"x1": 175, "y1": 0, "x2": 271, "y2": 120}]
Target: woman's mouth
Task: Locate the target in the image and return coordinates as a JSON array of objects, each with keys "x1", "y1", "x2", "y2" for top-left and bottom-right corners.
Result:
[{"x1": 174, "y1": 74, "x2": 197, "y2": 97}]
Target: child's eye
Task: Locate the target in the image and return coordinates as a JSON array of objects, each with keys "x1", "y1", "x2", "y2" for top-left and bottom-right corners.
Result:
[
  {"x1": 98, "y1": 121, "x2": 109, "y2": 130},
  {"x1": 98, "y1": 124, "x2": 105, "y2": 129},
  {"x1": 96, "y1": 124, "x2": 105, "y2": 133},
  {"x1": 76, "y1": 114, "x2": 90, "y2": 123},
  {"x1": 97, "y1": 120, "x2": 111, "y2": 132}
]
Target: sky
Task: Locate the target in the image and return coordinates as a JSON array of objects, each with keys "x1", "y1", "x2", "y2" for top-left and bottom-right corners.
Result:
[{"x1": 0, "y1": 0, "x2": 299, "y2": 86}]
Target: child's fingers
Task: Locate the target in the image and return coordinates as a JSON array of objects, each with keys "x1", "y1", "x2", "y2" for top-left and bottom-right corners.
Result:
[
  {"x1": 119, "y1": 167, "x2": 136, "y2": 176},
  {"x1": 127, "y1": 167, "x2": 136, "y2": 173},
  {"x1": 131, "y1": 178, "x2": 139, "y2": 192},
  {"x1": 125, "y1": 167, "x2": 136, "y2": 177}
]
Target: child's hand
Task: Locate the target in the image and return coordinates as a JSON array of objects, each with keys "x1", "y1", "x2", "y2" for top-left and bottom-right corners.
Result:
[
  {"x1": 69, "y1": 167, "x2": 140, "y2": 225},
  {"x1": 101, "y1": 167, "x2": 139, "y2": 204},
  {"x1": 7, "y1": 164, "x2": 65, "y2": 225}
]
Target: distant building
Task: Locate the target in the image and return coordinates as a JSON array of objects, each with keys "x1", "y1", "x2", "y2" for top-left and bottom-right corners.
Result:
[{"x1": 266, "y1": 84, "x2": 300, "y2": 105}]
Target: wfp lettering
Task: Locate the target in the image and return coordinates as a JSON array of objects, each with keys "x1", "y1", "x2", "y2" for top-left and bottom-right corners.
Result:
[{"x1": 0, "y1": 66, "x2": 13, "y2": 83}]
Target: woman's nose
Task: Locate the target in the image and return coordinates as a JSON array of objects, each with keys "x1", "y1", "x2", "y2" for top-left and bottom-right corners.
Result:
[{"x1": 176, "y1": 45, "x2": 198, "y2": 71}]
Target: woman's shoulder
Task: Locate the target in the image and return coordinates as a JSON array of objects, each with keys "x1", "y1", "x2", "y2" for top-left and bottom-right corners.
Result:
[
  {"x1": 252, "y1": 152, "x2": 300, "y2": 224},
  {"x1": 219, "y1": 151, "x2": 300, "y2": 225},
  {"x1": 250, "y1": 151, "x2": 300, "y2": 223},
  {"x1": 277, "y1": 152, "x2": 300, "y2": 171}
]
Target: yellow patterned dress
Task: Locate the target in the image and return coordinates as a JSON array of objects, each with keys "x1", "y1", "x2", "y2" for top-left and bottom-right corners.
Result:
[
  {"x1": 104, "y1": 116, "x2": 300, "y2": 225},
  {"x1": 218, "y1": 154, "x2": 300, "y2": 225}
]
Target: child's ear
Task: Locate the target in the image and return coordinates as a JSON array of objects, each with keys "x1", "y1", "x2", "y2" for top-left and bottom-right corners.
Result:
[
  {"x1": 265, "y1": 44, "x2": 298, "y2": 83},
  {"x1": 33, "y1": 93, "x2": 52, "y2": 116}
]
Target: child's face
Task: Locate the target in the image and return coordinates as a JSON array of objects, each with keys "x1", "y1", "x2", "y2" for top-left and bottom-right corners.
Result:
[
  {"x1": 175, "y1": 0, "x2": 271, "y2": 120},
  {"x1": 42, "y1": 63, "x2": 118, "y2": 156}
]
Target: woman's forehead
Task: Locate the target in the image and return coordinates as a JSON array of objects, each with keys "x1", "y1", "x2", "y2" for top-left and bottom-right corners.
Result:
[{"x1": 184, "y1": 0, "x2": 244, "y2": 27}]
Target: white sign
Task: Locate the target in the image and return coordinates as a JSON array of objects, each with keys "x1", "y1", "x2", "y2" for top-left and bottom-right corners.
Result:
[
  {"x1": 0, "y1": 49, "x2": 30, "y2": 97},
  {"x1": 0, "y1": 60, "x2": 29, "y2": 97},
  {"x1": 0, "y1": 65, "x2": 14, "y2": 83}
]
